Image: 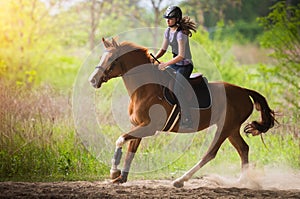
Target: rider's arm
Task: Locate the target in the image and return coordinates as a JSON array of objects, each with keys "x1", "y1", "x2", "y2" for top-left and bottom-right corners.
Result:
[
  {"x1": 155, "y1": 49, "x2": 166, "y2": 60},
  {"x1": 155, "y1": 37, "x2": 168, "y2": 59}
]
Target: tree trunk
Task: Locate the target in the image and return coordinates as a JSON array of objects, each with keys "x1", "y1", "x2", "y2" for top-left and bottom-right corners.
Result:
[{"x1": 90, "y1": 0, "x2": 96, "y2": 50}]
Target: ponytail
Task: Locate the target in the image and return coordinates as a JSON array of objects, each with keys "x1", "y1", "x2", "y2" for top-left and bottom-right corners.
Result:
[{"x1": 178, "y1": 16, "x2": 197, "y2": 37}]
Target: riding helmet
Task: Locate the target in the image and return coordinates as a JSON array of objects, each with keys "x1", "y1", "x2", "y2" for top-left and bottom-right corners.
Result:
[{"x1": 163, "y1": 6, "x2": 182, "y2": 20}]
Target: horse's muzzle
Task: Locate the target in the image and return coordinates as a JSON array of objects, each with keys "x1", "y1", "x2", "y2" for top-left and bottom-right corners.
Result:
[{"x1": 88, "y1": 77, "x2": 101, "y2": 88}]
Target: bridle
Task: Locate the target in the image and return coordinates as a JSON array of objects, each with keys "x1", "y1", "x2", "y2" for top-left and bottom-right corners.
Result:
[
  {"x1": 95, "y1": 50, "x2": 124, "y2": 82},
  {"x1": 94, "y1": 49, "x2": 157, "y2": 84}
]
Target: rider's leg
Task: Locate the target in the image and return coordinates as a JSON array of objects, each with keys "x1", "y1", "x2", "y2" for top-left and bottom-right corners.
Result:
[{"x1": 172, "y1": 64, "x2": 193, "y2": 128}]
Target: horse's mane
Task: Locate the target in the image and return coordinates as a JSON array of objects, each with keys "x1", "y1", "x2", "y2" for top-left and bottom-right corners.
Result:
[{"x1": 119, "y1": 41, "x2": 149, "y2": 56}]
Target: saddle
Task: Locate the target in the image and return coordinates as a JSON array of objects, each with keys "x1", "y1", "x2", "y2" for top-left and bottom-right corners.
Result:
[{"x1": 163, "y1": 73, "x2": 212, "y2": 109}]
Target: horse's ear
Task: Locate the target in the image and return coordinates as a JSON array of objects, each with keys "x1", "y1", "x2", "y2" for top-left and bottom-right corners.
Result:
[
  {"x1": 102, "y1": 37, "x2": 111, "y2": 48},
  {"x1": 111, "y1": 37, "x2": 119, "y2": 48}
]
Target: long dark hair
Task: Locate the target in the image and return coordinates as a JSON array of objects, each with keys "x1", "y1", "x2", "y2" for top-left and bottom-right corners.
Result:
[{"x1": 178, "y1": 16, "x2": 197, "y2": 37}]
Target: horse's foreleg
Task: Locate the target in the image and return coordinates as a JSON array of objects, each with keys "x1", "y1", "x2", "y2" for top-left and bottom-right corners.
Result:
[
  {"x1": 173, "y1": 128, "x2": 228, "y2": 188},
  {"x1": 111, "y1": 124, "x2": 156, "y2": 183},
  {"x1": 110, "y1": 134, "x2": 137, "y2": 180},
  {"x1": 112, "y1": 138, "x2": 141, "y2": 183},
  {"x1": 110, "y1": 146, "x2": 122, "y2": 179}
]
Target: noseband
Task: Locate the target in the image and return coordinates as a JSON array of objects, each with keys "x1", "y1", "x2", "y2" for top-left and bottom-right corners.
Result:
[
  {"x1": 94, "y1": 48, "x2": 152, "y2": 83},
  {"x1": 95, "y1": 52, "x2": 124, "y2": 82}
]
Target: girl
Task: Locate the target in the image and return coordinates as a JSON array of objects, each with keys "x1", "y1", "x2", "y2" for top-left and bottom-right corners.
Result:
[{"x1": 155, "y1": 6, "x2": 197, "y2": 128}]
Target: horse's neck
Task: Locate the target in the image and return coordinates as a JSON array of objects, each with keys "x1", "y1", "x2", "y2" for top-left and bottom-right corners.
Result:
[
  {"x1": 122, "y1": 50, "x2": 150, "y2": 71},
  {"x1": 120, "y1": 49, "x2": 165, "y2": 98},
  {"x1": 122, "y1": 64, "x2": 162, "y2": 97}
]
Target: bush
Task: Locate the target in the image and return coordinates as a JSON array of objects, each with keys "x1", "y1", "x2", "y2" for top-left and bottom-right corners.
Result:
[{"x1": 258, "y1": 1, "x2": 300, "y2": 122}]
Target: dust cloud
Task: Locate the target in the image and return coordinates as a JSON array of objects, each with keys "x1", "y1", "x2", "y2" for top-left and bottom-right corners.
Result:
[{"x1": 201, "y1": 164, "x2": 300, "y2": 191}]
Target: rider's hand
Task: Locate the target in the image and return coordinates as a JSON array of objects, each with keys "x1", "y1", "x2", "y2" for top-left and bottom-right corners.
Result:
[
  {"x1": 158, "y1": 62, "x2": 168, "y2": 70},
  {"x1": 150, "y1": 58, "x2": 155, "y2": 64}
]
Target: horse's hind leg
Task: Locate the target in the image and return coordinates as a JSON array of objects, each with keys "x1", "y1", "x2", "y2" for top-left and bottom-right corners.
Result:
[
  {"x1": 228, "y1": 129, "x2": 249, "y2": 170},
  {"x1": 173, "y1": 128, "x2": 228, "y2": 188},
  {"x1": 228, "y1": 129, "x2": 261, "y2": 188}
]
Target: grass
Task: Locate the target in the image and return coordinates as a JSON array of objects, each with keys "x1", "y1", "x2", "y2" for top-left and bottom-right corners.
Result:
[
  {"x1": 0, "y1": 75, "x2": 299, "y2": 182},
  {"x1": 0, "y1": 84, "x2": 109, "y2": 182}
]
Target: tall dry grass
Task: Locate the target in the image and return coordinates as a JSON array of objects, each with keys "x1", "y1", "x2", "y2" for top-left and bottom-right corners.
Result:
[{"x1": 0, "y1": 83, "x2": 108, "y2": 181}]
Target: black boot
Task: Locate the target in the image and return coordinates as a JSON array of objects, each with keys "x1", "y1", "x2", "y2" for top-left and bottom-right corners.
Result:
[{"x1": 180, "y1": 112, "x2": 193, "y2": 129}]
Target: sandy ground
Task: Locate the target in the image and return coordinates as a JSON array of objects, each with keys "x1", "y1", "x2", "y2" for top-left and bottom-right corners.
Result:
[{"x1": 1, "y1": 175, "x2": 300, "y2": 199}]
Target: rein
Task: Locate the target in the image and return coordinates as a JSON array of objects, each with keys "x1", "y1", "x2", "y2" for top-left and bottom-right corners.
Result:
[
  {"x1": 96, "y1": 51, "x2": 160, "y2": 79},
  {"x1": 150, "y1": 53, "x2": 161, "y2": 64}
]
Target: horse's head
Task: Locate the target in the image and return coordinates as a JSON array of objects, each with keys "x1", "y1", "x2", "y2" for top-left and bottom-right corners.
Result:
[{"x1": 89, "y1": 37, "x2": 125, "y2": 88}]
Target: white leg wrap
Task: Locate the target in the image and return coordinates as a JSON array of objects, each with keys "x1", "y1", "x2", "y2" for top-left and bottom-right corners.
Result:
[
  {"x1": 116, "y1": 136, "x2": 125, "y2": 148},
  {"x1": 173, "y1": 162, "x2": 202, "y2": 187}
]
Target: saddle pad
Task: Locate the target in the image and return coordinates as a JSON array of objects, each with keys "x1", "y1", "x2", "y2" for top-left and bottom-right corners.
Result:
[{"x1": 163, "y1": 75, "x2": 212, "y2": 109}]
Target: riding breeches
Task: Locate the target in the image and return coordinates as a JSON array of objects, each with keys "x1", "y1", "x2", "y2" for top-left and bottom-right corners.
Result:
[{"x1": 167, "y1": 63, "x2": 193, "y2": 118}]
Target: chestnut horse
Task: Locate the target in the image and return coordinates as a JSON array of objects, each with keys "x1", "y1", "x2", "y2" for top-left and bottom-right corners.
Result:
[{"x1": 89, "y1": 38, "x2": 276, "y2": 188}]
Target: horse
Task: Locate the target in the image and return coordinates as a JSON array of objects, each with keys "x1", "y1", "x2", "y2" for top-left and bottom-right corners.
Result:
[{"x1": 88, "y1": 37, "x2": 276, "y2": 188}]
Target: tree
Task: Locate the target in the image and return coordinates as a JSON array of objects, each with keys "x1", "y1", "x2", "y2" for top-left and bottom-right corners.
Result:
[
  {"x1": 180, "y1": 0, "x2": 241, "y2": 28},
  {"x1": 258, "y1": 1, "x2": 300, "y2": 119},
  {"x1": 89, "y1": 0, "x2": 103, "y2": 50},
  {"x1": 117, "y1": 0, "x2": 169, "y2": 48},
  {"x1": 0, "y1": 0, "x2": 60, "y2": 86}
]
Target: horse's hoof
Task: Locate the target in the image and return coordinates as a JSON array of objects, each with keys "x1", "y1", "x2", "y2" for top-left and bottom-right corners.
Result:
[
  {"x1": 112, "y1": 175, "x2": 127, "y2": 184},
  {"x1": 110, "y1": 169, "x2": 121, "y2": 179},
  {"x1": 173, "y1": 180, "x2": 184, "y2": 188}
]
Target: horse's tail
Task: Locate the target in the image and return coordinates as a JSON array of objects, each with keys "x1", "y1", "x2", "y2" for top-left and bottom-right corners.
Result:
[{"x1": 244, "y1": 89, "x2": 277, "y2": 136}]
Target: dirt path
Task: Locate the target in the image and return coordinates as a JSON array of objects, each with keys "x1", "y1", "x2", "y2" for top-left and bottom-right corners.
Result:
[{"x1": 1, "y1": 179, "x2": 300, "y2": 199}]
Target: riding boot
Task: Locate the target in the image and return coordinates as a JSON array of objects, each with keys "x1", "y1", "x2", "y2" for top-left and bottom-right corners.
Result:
[
  {"x1": 180, "y1": 100, "x2": 193, "y2": 129},
  {"x1": 169, "y1": 63, "x2": 194, "y2": 130},
  {"x1": 173, "y1": 76, "x2": 193, "y2": 129}
]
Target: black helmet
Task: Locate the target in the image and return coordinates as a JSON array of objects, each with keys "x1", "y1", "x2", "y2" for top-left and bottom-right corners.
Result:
[{"x1": 163, "y1": 6, "x2": 182, "y2": 20}]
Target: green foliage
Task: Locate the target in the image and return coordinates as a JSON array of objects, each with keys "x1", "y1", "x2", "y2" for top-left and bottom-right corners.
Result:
[
  {"x1": 191, "y1": 25, "x2": 242, "y2": 83},
  {"x1": 182, "y1": 0, "x2": 275, "y2": 43},
  {"x1": 0, "y1": 0, "x2": 57, "y2": 86},
  {"x1": 258, "y1": 1, "x2": 300, "y2": 119},
  {"x1": 209, "y1": 20, "x2": 263, "y2": 44},
  {"x1": 258, "y1": 2, "x2": 300, "y2": 63},
  {"x1": 0, "y1": 1, "x2": 86, "y2": 89}
]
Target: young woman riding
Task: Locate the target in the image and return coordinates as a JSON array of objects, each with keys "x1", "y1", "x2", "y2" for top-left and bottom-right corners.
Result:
[{"x1": 155, "y1": 6, "x2": 197, "y2": 128}]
